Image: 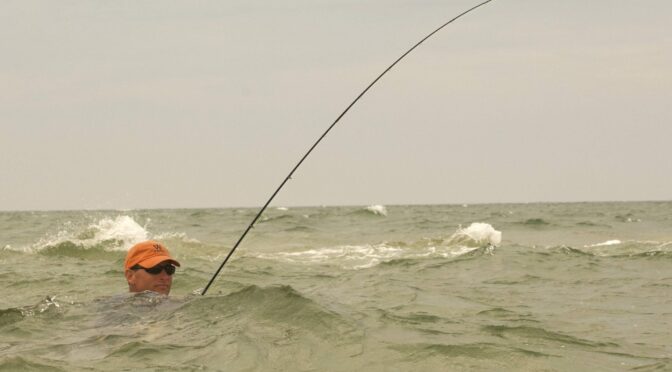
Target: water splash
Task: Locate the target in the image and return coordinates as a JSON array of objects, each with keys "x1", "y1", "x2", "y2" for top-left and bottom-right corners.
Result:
[
  {"x1": 365, "y1": 205, "x2": 388, "y2": 216},
  {"x1": 448, "y1": 222, "x2": 502, "y2": 247},
  {"x1": 8, "y1": 215, "x2": 150, "y2": 253}
]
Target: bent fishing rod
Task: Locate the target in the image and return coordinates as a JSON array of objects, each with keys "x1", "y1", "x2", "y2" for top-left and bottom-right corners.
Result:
[{"x1": 201, "y1": 0, "x2": 495, "y2": 295}]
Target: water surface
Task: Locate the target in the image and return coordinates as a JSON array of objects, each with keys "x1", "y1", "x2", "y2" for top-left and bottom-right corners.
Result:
[{"x1": 1, "y1": 202, "x2": 671, "y2": 370}]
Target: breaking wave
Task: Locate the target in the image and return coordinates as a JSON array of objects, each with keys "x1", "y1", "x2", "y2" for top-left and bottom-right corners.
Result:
[
  {"x1": 584, "y1": 240, "x2": 622, "y2": 248},
  {"x1": 3, "y1": 215, "x2": 196, "y2": 255},
  {"x1": 548, "y1": 240, "x2": 672, "y2": 258},
  {"x1": 364, "y1": 205, "x2": 388, "y2": 216},
  {"x1": 446, "y1": 222, "x2": 502, "y2": 247},
  {"x1": 253, "y1": 222, "x2": 502, "y2": 269},
  {"x1": 27, "y1": 215, "x2": 148, "y2": 253},
  {"x1": 349, "y1": 205, "x2": 388, "y2": 217}
]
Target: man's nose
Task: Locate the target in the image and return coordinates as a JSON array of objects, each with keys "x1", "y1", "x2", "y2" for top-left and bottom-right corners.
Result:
[{"x1": 157, "y1": 270, "x2": 171, "y2": 279}]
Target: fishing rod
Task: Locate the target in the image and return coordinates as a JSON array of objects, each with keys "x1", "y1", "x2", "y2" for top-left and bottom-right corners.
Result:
[{"x1": 201, "y1": 0, "x2": 496, "y2": 295}]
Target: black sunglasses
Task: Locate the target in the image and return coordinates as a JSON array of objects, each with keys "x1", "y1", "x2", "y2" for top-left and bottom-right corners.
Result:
[{"x1": 131, "y1": 264, "x2": 176, "y2": 276}]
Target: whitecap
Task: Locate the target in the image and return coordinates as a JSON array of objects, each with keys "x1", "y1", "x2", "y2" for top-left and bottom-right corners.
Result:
[
  {"x1": 27, "y1": 215, "x2": 149, "y2": 253},
  {"x1": 252, "y1": 223, "x2": 502, "y2": 269},
  {"x1": 448, "y1": 222, "x2": 502, "y2": 247},
  {"x1": 584, "y1": 240, "x2": 622, "y2": 248},
  {"x1": 256, "y1": 244, "x2": 404, "y2": 268},
  {"x1": 365, "y1": 205, "x2": 387, "y2": 216},
  {"x1": 90, "y1": 216, "x2": 148, "y2": 250}
]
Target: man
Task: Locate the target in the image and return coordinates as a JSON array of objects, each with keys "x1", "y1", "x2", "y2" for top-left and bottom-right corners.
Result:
[{"x1": 124, "y1": 240, "x2": 180, "y2": 295}]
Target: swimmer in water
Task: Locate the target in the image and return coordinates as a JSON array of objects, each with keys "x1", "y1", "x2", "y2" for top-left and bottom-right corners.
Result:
[{"x1": 124, "y1": 240, "x2": 180, "y2": 295}]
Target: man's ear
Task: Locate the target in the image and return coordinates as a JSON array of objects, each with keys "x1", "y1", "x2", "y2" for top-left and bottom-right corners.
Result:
[{"x1": 125, "y1": 269, "x2": 135, "y2": 285}]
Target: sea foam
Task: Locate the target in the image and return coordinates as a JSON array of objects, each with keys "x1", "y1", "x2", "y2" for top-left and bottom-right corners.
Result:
[
  {"x1": 584, "y1": 240, "x2": 622, "y2": 248},
  {"x1": 580, "y1": 239, "x2": 671, "y2": 257},
  {"x1": 254, "y1": 222, "x2": 502, "y2": 269},
  {"x1": 88, "y1": 216, "x2": 149, "y2": 250},
  {"x1": 365, "y1": 205, "x2": 388, "y2": 216},
  {"x1": 448, "y1": 222, "x2": 502, "y2": 247},
  {"x1": 26, "y1": 215, "x2": 149, "y2": 253}
]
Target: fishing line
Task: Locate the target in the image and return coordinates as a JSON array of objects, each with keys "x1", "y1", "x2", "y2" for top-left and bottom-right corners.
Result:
[{"x1": 201, "y1": 0, "x2": 496, "y2": 295}]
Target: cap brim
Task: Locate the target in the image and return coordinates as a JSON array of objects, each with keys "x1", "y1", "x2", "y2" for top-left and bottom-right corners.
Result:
[{"x1": 137, "y1": 255, "x2": 181, "y2": 268}]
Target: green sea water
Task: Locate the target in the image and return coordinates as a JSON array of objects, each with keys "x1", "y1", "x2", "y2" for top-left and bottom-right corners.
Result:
[{"x1": 1, "y1": 202, "x2": 671, "y2": 371}]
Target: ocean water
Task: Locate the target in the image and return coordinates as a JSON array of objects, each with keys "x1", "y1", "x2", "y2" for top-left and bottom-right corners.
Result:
[{"x1": 0, "y1": 202, "x2": 671, "y2": 371}]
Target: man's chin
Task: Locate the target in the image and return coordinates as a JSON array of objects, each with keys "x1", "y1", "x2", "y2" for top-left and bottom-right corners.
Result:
[{"x1": 153, "y1": 286, "x2": 170, "y2": 295}]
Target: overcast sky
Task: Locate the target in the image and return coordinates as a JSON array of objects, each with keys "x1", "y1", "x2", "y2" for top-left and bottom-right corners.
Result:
[{"x1": 1, "y1": 0, "x2": 670, "y2": 211}]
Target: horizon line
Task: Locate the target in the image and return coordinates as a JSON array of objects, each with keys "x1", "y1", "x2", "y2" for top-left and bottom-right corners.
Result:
[{"x1": 1, "y1": 198, "x2": 670, "y2": 213}]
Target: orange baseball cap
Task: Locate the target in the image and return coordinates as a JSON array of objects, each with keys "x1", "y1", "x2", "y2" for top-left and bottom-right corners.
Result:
[{"x1": 124, "y1": 240, "x2": 181, "y2": 270}]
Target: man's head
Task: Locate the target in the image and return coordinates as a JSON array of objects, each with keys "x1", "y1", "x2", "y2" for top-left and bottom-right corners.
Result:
[{"x1": 124, "y1": 240, "x2": 180, "y2": 295}]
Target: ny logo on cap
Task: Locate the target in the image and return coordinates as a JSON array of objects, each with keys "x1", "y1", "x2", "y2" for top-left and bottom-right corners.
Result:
[{"x1": 153, "y1": 244, "x2": 163, "y2": 252}]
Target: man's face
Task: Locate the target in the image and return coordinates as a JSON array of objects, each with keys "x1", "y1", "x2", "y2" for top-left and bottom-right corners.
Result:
[{"x1": 125, "y1": 261, "x2": 174, "y2": 295}]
